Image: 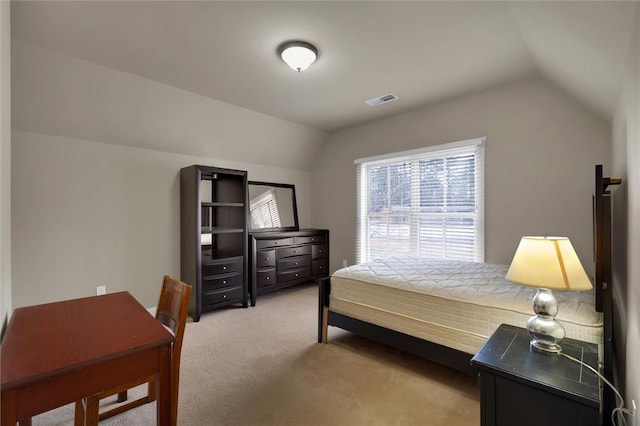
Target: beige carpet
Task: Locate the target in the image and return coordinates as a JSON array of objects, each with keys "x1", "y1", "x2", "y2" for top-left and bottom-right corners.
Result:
[{"x1": 32, "y1": 283, "x2": 480, "y2": 425}]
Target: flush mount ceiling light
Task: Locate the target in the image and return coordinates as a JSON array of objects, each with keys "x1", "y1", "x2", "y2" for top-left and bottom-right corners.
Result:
[{"x1": 278, "y1": 41, "x2": 318, "y2": 72}]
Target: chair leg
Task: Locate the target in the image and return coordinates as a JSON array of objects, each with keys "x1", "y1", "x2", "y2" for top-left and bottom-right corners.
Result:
[
  {"x1": 74, "y1": 399, "x2": 86, "y2": 426},
  {"x1": 84, "y1": 395, "x2": 100, "y2": 426},
  {"x1": 116, "y1": 390, "x2": 128, "y2": 403},
  {"x1": 147, "y1": 380, "x2": 157, "y2": 402}
]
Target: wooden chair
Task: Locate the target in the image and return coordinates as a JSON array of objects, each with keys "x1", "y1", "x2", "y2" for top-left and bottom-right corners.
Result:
[{"x1": 74, "y1": 276, "x2": 192, "y2": 426}]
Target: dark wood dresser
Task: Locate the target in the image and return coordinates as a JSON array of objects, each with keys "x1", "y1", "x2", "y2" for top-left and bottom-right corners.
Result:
[
  {"x1": 471, "y1": 324, "x2": 600, "y2": 426},
  {"x1": 249, "y1": 229, "x2": 329, "y2": 305}
]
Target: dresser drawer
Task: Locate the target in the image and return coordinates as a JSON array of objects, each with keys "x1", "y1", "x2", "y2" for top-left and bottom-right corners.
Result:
[
  {"x1": 278, "y1": 255, "x2": 311, "y2": 271},
  {"x1": 202, "y1": 258, "x2": 243, "y2": 276},
  {"x1": 278, "y1": 267, "x2": 311, "y2": 283},
  {"x1": 295, "y1": 235, "x2": 325, "y2": 245},
  {"x1": 255, "y1": 238, "x2": 295, "y2": 250},
  {"x1": 277, "y1": 244, "x2": 311, "y2": 259},
  {"x1": 256, "y1": 250, "x2": 276, "y2": 268},
  {"x1": 202, "y1": 286, "x2": 243, "y2": 306},
  {"x1": 202, "y1": 272, "x2": 243, "y2": 291},
  {"x1": 256, "y1": 268, "x2": 276, "y2": 287},
  {"x1": 312, "y1": 244, "x2": 327, "y2": 259},
  {"x1": 312, "y1": 259, "x2": 328, "y2": 276}
]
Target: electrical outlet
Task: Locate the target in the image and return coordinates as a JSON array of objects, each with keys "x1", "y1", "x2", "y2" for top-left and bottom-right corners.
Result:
[
  {"x1": 96, "y1": 285, "x2": 106, "y2": 296},
  {"x1": 342, "y1": 259, "x2": 348, "y2": 268}
]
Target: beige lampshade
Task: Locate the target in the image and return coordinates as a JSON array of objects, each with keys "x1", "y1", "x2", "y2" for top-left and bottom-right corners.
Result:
[{"x1": 506, "y1": 236, "x2": 592, "y2": 291}]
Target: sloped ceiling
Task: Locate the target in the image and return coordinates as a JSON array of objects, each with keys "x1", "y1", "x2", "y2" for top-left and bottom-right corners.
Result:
[{"x1": 10, "y1": 1, "x2": 639, "y2": 132}]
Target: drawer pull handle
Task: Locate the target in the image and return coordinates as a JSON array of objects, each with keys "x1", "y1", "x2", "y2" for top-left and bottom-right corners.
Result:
[
  {"x1": 223, "y1": 266, "x2": 227, "y2": 270},
  {"x1": 223, "y1": 294, "x2": 227, "y2": 299},
  {"x1": 295, "y1": 273, "x2": 299, "y2": 277},
  {"x1": 223, "y1": 280, "x2": 227, "y2": 284},
  {"x1": 294, "y1": 262, "x2": 298, "y2": 266},
  {"x1": 264, "y1": 257, "x2": 269, "y2": 261},
  {"x1": 266, "y1": 276, "x2": 270, "y2": 280}
]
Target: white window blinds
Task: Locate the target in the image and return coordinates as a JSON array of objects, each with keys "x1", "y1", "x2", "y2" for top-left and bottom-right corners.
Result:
[
  {"x1": 249, "y1": 189, "x2": 281, "y2": 229},
  {"x1": 355, "y1": 138, "x2": 485, "y2": 264}
]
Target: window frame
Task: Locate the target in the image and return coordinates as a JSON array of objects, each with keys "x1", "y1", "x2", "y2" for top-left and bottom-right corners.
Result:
[{"x1": 355, "y1": 137, "x2": 485, "y2": 264}]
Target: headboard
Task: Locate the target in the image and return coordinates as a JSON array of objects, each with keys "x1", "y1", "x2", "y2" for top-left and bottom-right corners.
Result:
[{"x1": 594, "y1": 164, "x2": 621, "y2": 422}]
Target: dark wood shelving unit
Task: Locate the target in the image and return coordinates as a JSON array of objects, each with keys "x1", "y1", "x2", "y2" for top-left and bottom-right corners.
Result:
[{"x1": 180, "y1": 165, "x2": 249, "y2": 321}]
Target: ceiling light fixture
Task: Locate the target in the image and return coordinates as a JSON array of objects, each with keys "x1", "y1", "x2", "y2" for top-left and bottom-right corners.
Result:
[{"x1": 278, "y1": 41, "x2": 318, "y2": 72}]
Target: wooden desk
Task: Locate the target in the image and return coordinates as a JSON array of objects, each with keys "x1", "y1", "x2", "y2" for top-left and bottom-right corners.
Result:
[{"x1": 1, "y1": 292, "x2": 175, "y2": 426}]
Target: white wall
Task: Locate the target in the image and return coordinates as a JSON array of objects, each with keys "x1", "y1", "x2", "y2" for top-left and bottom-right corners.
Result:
[
  {"x1": 10, "y1": 41, "x2": 326, "y2": 309},
  {"x1": 1, "y1": 0, "x2": 11, "y2": 335},
  {"x1": 311, "y1": 77, "x2": 611, "y2": 275},
  {"x1": 12, "y1": 131, "x2": 312, "y2": 309},
  {"x1": 611, "y1": 5, "x2": 639, "y2": 411}
]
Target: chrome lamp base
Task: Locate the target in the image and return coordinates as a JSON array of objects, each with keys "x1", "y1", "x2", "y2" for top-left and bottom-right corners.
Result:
[{"x1": 527, "y1": 288, "x2": 565, "y2": 354}]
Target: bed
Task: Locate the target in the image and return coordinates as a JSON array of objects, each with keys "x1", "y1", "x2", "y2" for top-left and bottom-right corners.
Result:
[{"x1": 318, "y1": 164, "x2": 620, "y2": 422}]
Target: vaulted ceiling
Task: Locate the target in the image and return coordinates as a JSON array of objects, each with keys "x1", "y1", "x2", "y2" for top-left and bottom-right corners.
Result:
[{"x1": 10, "y1": 1, "x2": 639, "y2": 132}]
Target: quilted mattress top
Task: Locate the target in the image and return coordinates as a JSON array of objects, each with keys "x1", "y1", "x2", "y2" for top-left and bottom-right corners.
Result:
[{"x1": 332, "y1": 256, "x2": 601, "y2": 326}]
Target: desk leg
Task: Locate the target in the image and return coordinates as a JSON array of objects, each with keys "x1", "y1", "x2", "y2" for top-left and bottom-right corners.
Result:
[
  {"x1": 156, "y1": 344, "x2": 173, "y2": 426},
  {"x1": 1, "y1": 390, "x2": 17, "y2": 426}
]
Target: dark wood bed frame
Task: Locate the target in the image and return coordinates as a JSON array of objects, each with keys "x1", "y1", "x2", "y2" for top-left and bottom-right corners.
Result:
[
  {"x1": 595, "y1": 164, "x2": 621, "y2": 423},
  {"x1": 318, "y1": 164, "x2": 620, "y2": 422}
]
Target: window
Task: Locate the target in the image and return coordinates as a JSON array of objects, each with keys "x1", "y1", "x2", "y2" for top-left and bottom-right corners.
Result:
[{"x1": 355, "y1": 138, "x2": 485, "y2": 263}]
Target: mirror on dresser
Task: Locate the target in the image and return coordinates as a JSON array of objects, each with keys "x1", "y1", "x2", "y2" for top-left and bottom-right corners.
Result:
[{"x1": 248, "y1": 181, "x2": 299, "y2": 232}]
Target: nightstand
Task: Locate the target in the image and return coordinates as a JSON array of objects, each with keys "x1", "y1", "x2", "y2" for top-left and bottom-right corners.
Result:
[{"x1": 471, "y1": 324, "x2": 600, "y2": 426}]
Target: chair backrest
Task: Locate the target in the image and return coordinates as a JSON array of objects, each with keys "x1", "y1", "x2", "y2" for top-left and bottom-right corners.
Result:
[
  {"x1": 156, "y1": 275, "x2": 192, "y2": 365},
  {"x1": 155, "y1": 275, "x2": 191, "y2": 425}
]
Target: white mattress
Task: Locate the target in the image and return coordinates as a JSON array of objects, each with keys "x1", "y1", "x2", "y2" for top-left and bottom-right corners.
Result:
[{"x1": 329, "y1": 256, "x2": 602, "y2": 355}]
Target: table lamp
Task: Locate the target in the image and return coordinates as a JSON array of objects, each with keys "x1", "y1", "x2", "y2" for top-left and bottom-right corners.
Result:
[{"x1": 506, "y1": 236, "x2": 592, "y2": 354}]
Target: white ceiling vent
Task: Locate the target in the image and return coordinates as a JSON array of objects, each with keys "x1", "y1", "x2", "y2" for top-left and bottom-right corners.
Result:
[{"x1": 365, "y1": 93, "x2": 399, "y2": 107}]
